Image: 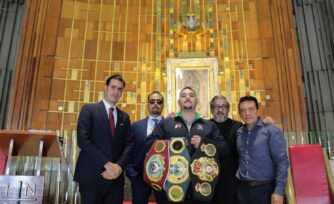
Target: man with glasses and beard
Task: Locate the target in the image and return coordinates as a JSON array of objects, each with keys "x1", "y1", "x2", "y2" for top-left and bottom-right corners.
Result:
[
  {"x1": 210, "y1": 95, "x2": 243, "y2": 204},
  {"x1": 126, "y1": 91, "x2": 168, "y2": 204}
]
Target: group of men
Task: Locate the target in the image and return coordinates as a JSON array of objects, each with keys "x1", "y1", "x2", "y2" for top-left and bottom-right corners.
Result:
[{"x1": 74, "y1": 74, "x2": 289, "y2": 204}]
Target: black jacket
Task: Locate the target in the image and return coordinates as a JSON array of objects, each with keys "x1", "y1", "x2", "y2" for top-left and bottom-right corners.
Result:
[{"x1": 145, "y1": 115, "x2": 229, "y2": 158}]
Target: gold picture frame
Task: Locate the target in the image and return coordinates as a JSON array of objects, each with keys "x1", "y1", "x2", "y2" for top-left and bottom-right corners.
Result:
[{"x1": 166, "y1": 58, "x2": 219, "y2": 118}]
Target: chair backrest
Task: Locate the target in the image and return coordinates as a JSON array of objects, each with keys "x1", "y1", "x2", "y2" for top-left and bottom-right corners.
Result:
[
  {"x1": 289, "y1": 144, "x2": 333, "y2": 204},
  {"x1": 0, "y1": 148, "x2": 6, "y2": 175}
]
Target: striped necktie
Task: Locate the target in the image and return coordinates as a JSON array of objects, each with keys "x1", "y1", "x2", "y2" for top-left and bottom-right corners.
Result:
[{"x1": 152, "y1": 118, "x2": 159, "y2": 128}]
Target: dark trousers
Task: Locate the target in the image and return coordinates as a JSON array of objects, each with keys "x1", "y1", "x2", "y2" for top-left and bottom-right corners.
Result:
[
  {"x1": 236, "y1": 181, "x2": 275, "y2": 204},
  {"x1": 79, "y1": 177, "x2": 124, "y2": 204},
  {"x1": 213, "y1": 176, "x2": 237, "y2": 204},
  {"x1": 131, "y1": 176, "x2": 169, "y2": 204}
]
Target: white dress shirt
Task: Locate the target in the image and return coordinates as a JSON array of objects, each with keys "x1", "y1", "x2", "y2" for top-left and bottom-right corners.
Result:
[
  {"x1": 102, "y1": 99, "x2": 117, "y2": 126},
  {"x1": 146, "y1": 116, "x2": 162, "y2": 136}
]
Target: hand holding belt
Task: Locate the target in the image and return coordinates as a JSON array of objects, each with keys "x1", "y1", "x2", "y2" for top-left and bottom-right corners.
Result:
[{"x1": 190, "y1": 137, "x2": 220, "y2": 202}]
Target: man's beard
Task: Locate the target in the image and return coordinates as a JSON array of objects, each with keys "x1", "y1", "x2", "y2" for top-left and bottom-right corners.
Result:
[
  {"x1": 214, "y1": 115, "x2": 227, "y2": 123},
  {"x1": 183, "y1": 105, "x2": 193, "y2": 110},
  {"x1": 151, "y1": 107, "x2": 161, "y2": 115}
]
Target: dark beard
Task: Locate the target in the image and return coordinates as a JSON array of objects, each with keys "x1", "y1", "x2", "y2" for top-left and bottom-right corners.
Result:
[
  {"x1": 214, "y1": 116, "x2": 227, "y2": 123},
  {"x1": 151, "y1": 107, "x2": 161, "y2": 115},
  {"x1": 152, "y1": 110, "x2": 161, "y2": 115},
  {"x1": 183, "y1": 106, "x2": 193, "y2": 110}
]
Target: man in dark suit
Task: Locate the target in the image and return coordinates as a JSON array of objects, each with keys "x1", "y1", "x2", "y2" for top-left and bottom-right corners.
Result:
[
  {"x1": 74, "y1": 75, "x2": 134, "y2": 204},
  {"x1": 126, "y1": 91, "x2": 168, "y2": 204}
]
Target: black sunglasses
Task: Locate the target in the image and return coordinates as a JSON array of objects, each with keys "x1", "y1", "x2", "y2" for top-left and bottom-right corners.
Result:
[{"x1": 149, "y1": 99, "x2": 163, "y2": 105}]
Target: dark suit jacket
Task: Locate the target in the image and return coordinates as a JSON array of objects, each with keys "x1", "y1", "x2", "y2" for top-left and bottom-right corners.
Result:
[
  {"x1": 126, "y1": 117, "x2": 149, "y2": 178},
  {"x1": 74, "y1": 101, "x2": 134, "y2": 186}
]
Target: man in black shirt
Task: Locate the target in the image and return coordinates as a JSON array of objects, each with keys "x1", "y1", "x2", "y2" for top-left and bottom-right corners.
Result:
[{"x1": 210, "y1": 95, "x2": 242, "y2": 204}]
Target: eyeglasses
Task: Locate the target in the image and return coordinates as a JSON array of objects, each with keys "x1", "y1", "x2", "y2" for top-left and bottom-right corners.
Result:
[
  {"x1": 149, "y1": 99, "x2": 163, "y2": 105},
  {"x1": 212, "y1": 104, "x2": 228, "y2": 110}
]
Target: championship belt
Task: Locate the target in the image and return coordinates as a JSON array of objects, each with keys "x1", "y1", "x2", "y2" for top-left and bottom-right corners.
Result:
[
  {"x1": 164, "y1": 137, "x2": 191, "y2": 202},
  {"x1": 190, "y1": 137, "x2": 220, "y2": 201},
  {"x1": 143, "y1": 140, "x2": 170, "y2": 191}
]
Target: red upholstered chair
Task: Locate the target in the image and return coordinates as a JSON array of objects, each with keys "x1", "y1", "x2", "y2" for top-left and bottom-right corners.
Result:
[
  {"x1": 0, "y1": 148, "x2": 6, "y2": 175},
  {"x1": 286, "y1": 144, "x2": 334, "y2": 204}
]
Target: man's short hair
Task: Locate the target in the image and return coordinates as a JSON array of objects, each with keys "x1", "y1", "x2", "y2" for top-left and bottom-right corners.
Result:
[
  {"x1": 179, "y1": 86, "x2": 196, "y2": 97},
  {"x1": 238, "y1": 95, "x2": 259, "y2": 109},
  {"x1": 105, "y1": 75, "x2": 125, "y2": 87},
  {"x1": 147, "y1": 91, "x2": 164, "y2": 102},
  {"x1": 210, "y1": 95, "x2": 230, "y2": 110}
]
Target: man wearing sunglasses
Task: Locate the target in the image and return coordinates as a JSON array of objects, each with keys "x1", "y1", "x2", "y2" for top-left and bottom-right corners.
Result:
[{"x1": 126, "y1": 91, "x2": 168, "y2": 204}]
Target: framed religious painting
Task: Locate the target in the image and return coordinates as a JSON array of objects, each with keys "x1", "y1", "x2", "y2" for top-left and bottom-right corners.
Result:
[{"x1": 166, "y1": 58, "x2": 219, "y2": 118}]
